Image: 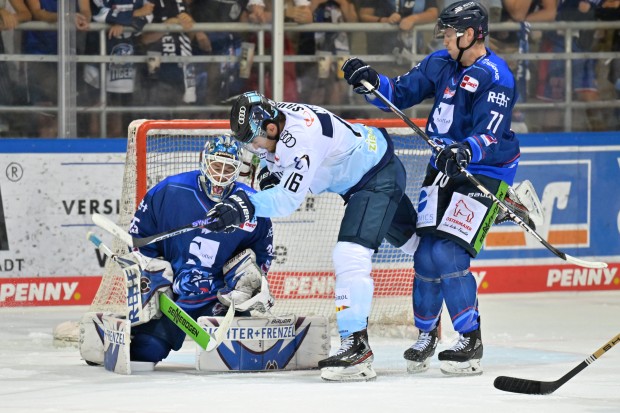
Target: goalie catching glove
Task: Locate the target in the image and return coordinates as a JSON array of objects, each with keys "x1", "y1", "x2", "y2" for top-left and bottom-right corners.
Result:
[
  {"x1": 218, "y1": 249, "x2": 274, "y2": 313},
  {"x1": 206, "y1": 190, "x2": 255, "y2": 233}
]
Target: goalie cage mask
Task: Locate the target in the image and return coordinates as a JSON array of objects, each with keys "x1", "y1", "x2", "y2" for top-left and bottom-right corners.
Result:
[
  {"x1": 229, "y1": 91, "x2": 279, "y2": 144},
  {"x1": 434, "y1": 1, "x2": 489, "y2": 40},
  {"x1": 200, "y1": 135, "x2": 244, "y2": 202}
]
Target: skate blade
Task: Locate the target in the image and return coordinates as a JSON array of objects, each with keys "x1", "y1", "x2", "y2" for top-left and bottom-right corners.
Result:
[
  {"x1": 406, "y1": 358, "x2": 430, "y2": 374},
  {"x1": 439, "y1": 359, "x2": 483, "y2": 376},
  {"x1": 320, "y1": 362, "x2": 377, "y2": 382}
]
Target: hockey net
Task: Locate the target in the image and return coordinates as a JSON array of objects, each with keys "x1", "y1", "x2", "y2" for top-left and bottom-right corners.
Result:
[{"x1": 83, "y1": 118, "x2": 431, "y2": 338}]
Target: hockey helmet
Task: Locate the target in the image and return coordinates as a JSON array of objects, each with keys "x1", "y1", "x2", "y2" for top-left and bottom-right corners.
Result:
[
  {"x1": 200, "y1": 135, "x2": 244, "y2": 202},
  {"x1": 229, "y1": 91, "x2": 279, "y2": 144},
  {"x1": 435, "y1": 1, "x2": 489, "y2": 41}
]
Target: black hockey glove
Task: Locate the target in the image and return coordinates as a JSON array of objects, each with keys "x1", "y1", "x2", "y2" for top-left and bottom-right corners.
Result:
[
  {"x1": 257, "y1": 166, "x2": 281, "y2": 190},
  {"x1": 205, "y1": 191, "x2": 255, "y2": 233},
  {"x1": 435, "y1": 142, "x2": 472, "y2": 178},
  {"x1": 341, "y1": 57, "x2": 379, "y2": 94}
]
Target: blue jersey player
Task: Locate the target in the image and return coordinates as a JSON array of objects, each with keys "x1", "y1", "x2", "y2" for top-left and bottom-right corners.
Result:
[
  {"x1": 128, "y1": 135, "x2": 274, "y2": 364},
  {"x1": 341, "y1": 1, "x2": 520, "y2": 376},
  {"x1": 203, "y1": 91, "x2": 419, "y2": 382}
]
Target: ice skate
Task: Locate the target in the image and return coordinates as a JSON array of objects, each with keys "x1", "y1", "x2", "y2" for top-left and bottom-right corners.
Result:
[
  {"x1": 319, "y1": 329, "x2": 376, "y2": 382},
  {"x1": 403, "y1": 326, "x2": 438, "y2": 374},
  {"x1": 438, "y1": 326, "x2": 483, "y2": 376}
]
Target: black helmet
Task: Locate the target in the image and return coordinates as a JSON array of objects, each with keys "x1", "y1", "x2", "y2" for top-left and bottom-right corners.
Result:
[
  {"x1": 229, "y1": 91, "x2": 279, "y2": 144},
  {"x1": 436, "y1": 1, "x2": 488, "y2": 40}
]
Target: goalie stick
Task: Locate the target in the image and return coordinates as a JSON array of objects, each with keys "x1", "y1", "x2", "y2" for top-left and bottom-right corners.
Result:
[
  {"x1": 92, "y1": 213, "x2": 218, "y2": 248},
  {"x1": 86, "y1": 231, "x2": 234, "y2": 352},
  {"x1": 359, "y1": 79, "x2": 608, "y2": 269},
  {"x1": 494, "y1": 332, "x2": 620, "y2": 395}
]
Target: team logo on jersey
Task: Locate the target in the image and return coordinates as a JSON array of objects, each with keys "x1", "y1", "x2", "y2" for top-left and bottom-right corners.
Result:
[
  {"x1": 460, "y1": 75, "x2": 479, "y2": 92},
  {"x1": 443, "y1": 86, "x2": 455, "y2": 99},
  {"x1": 280, "y1": 130, "x2": 297, "y2": 148},
  {"x1": 487, "y1": 91, "x2": 510, "y2": 107},
  {"x1": 302, "y1": 110, "x2": 314, "y2": 127}
]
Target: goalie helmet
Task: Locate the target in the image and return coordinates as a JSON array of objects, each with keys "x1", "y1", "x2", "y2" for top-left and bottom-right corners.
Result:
[
  {"x1": 435, "y1": 1, "x2": 488, "y2": 40},
  {"x1": 229, "y1": 91, "x2": 279, "y2": 144},
  {"x1": 200, "y1": 135, "x2": 244, "y2": 202}
]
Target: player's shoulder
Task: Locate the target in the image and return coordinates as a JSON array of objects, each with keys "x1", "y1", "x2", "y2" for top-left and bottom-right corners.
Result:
[
  {"x1": 471, "y1": 49, "x2": 515, "y2": 87},
  {"x1": 423, "y1": 49, "x2": 454, "y2": 68},
  {"x1": 232, "y1": 181, "x2": 257, "y2": 196}
]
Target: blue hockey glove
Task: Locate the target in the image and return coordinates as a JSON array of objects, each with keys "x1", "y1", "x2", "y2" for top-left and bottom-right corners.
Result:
[
  {"x1": 435, "y1": 142, "x2": 472, "y2": 178},
  {"x1": 257, "y1": 166, "x2": 281, "y2": 190},
  {"x1": 205, "y1": 191, "x2": 255, "y2": 233},
  {"x1": 341, "y1": 57, "x2": 379, "y2": 94}
]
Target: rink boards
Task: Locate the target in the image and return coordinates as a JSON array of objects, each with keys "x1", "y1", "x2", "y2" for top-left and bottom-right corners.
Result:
[{"x1": 0, "y1": 132, "x2": 618, "y2": 306}]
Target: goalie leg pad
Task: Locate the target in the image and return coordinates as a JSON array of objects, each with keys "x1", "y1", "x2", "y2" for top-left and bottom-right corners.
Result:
[
  {"x1": 125, "y1": 255, "x2": 173, "y2": 326},
  {"x1": 102, "y1": 315, "x2": 132, "y2": 375},
  {"x1": 79, "y1": 311, "x2": 118, "y2": 366},
  {"x1": 196, "y1": 315, "x2": 330, "y2": 371}
]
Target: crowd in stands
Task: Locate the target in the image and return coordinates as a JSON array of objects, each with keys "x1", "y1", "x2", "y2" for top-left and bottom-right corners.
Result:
[{"x1": 0, "y1": 0, "x2": 618, "y2": 137}]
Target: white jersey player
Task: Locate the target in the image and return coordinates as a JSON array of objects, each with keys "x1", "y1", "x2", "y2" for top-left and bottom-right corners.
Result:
[{"x1": 204, "y1": 91, "x2": 420, "y2": 382}]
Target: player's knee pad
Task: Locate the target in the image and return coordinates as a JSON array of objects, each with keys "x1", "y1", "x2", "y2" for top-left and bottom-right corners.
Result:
[
  {"x1": 333, "y1": 242, "x2": 374, "y2": 337},
  {"x1": 432, "y1": 238, "x2": 471, "y2": 275},
  {"x1": 332, "y1": 241, "x2": 373, "y2": 276},
  {"x1": 413, "y1": 235, "x2": 439, "y2": 278},
  {"x1": 130, "y1": 333, "x2": 172, "y2": 363}
]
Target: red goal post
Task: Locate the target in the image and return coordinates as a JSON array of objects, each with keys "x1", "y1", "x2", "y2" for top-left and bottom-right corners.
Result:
[{"x1": 91, "y1": 118, "x2": 430, "y2": 335}]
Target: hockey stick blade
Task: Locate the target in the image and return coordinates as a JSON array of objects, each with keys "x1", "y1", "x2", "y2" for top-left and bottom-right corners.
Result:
[
  {"x1": 87, "y1": 231, "x2": 234, "y2": 352},
  {"x1": 359, "y1": 80, "x2": 608, "y2": 269},
  {"x1": 92, "y1": 213, "x2": 218, "y2": 248},
  {"x1": 494, "y1": 332, "x2": 620, "y2": 395}
]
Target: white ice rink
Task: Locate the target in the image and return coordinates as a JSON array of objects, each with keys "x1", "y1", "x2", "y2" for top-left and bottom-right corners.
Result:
[{"x1": 1, "y1": 291, "x2": 619, "y2": 413}]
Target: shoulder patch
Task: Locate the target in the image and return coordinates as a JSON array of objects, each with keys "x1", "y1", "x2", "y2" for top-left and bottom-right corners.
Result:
[{"x1": 460, "y1": 75, "x2": 479, "y2": 92}]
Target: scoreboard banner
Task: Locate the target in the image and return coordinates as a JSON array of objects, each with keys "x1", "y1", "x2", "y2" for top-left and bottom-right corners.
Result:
[{"x1": 0, "y1": 133, "x2": 618, "y2": 306}]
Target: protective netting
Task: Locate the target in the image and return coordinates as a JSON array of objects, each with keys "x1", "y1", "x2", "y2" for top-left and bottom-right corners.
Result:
[{"x1": 88, "y1": 119, "x2": 431, "y2": 335}]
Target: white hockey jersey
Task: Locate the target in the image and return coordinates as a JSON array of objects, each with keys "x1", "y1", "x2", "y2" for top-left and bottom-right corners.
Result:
[{"x1": 250, "y1": 102, "x2": 389, "y2": 218}]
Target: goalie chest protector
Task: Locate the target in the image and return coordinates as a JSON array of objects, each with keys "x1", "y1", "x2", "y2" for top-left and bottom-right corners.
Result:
[{"x1": 196, "y1": 315, "x2": 330, "y2": 371}]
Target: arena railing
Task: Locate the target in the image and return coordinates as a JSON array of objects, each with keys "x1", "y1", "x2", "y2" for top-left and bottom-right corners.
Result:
[{"x1": 0, "y1": 19, "x2": 619, "y2": 137}]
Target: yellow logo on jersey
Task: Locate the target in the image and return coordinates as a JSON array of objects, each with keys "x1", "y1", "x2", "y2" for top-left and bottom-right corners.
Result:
[{"x1": 366, "y1": 130, "x2": 377, "y2": 152}]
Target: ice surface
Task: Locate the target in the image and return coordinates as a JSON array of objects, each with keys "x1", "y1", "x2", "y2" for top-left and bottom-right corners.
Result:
[{"x1": 1, "y1": 291, "x2": 619, "y2": 413}]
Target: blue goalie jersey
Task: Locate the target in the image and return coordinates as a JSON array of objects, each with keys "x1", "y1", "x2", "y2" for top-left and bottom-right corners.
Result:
[
  {"x1": 371, "y1": 48, "x2": 521, "y2": 184},
  {"x1": 128, "y1": 170, "x2": 274, "y2": 309}
]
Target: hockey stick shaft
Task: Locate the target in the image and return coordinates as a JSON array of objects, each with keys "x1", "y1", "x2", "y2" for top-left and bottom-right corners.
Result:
[
  {"x1": 494, "y1": 332, "x2": 620, "y2": 395},
  {"x1": 360, "y1": 80, "x2": 607, "y2": 269},
  {"x1": 86, "y1": 231, "x2": 234, "y2": 351},
  {"x1": 92, "y1": 213, "x2": 217, "y2": 248}
]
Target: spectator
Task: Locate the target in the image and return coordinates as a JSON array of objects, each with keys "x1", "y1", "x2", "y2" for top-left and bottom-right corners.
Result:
[
  {"x1": 23, "y1": 0, "x2": 58, "y2": 137},
  {"x1": 245, "y1": 0, "x2": 299, "y2": 102},
  {"x1": 535, "y1": 0, "x2": 604, "y2": 131},
  {"x1": 188, "y1": 0, "x2": 266, "y2": 106},
  {"x1": 296, "y1": 0, "x2": 358, "y2": 108},
  {"x1": 81, "y1": 0, "x2": 154, "y2": 138},
  {"x1": 358, "y1": 0, "x2": 438, "y2": 74},
  {"x1": 0, "y1": 0, "x2": 31, "y2": 136},
  {"x1": 595, "y1": 0, "x2": 620, "y2": 128},
  {"x1": 491, "y1": 0, "x2": 557, "y2": 132},
  {"x1": 138, "y1": 0, "x2": 198, "y2": 119}
]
